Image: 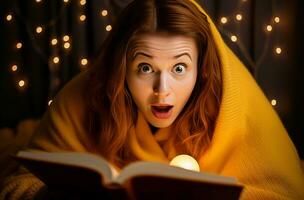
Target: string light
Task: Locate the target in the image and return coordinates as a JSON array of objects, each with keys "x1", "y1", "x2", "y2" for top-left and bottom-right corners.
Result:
[
  {"x1": 63, "y1": 42, "x2": 71, "y2": 49},
  {"x1": 101, "y1": 10, "x2": 108, "y2": 17},
  {"x1": 6, "y1": 14, "x2": 13, "y2": 21},
  {"x1": 48, "y1": 100, "x2": 53, "y2": 106},
  {"x1": 81, "y1": 58, "x2": 88, "y2": 66},
  {"x1": 266, "y1": 25, "x2": 273, "y2": 32},
  {"x1": 16, "y1": 42, "x2": 23, "y2": 49},
  {"x1": 275, "y1": 47, "x2": 282, "y2": 54},
  {"x1": 79, "y1": 15, "x2": 86, "y2": 21},
  {"x1": 236, "y1": 14, "x2": 242, "y2": 21},
  {"x1": 80, "y1": 0, "x2": 86, "y2": 6},
  {"x1": 53, "y1": 56, "x2": 60, "y2": 64},
  {"x1": 231, "y1": 35, "x2": 238, "y2": 42},
  {"x1": 18, "y1": 80, "x2": 25, "y2": 87},
  {"x1": 36, "y1": 26, "x2": 43, "y2": 34},
  {"x1": 11, "y1": 65, "x2": 18, "y2": 72},
  {"x1": 63, "y1": 35, "x2": 70, "y2": 42},
  {"x1": 3, "y1": 1, "x2": 284, "y2": 109},
  {"x1": 105, "y1": 25, "x2": 112, "y2": 31},
  {"x1": 274, "y1": 17, "x2": 280, "y2": 23},
  {"x1": 51, "y1": 38, "x2": 58, "y2": 45},
  {"x1": 220, "y1": 17, "x2": 228, "y2": 24}
]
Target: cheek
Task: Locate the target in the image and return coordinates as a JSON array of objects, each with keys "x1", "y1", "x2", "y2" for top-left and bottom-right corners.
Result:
[
  {"x1": 173, "y1": 75, "x2": 197, "y2": 104},
  {"x1": 126, "y1": 76, "x2": 151, "y2": 107}
]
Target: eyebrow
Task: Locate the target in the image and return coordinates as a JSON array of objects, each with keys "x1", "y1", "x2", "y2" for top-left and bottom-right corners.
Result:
[{"x1": 133, "y1": 52, "x2": 192, "y2": 61}]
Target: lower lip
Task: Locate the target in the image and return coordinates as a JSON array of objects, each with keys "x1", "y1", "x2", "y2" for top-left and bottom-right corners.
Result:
[{"x1": 151, "y1": 107, "x2": 173, "y2": 119}]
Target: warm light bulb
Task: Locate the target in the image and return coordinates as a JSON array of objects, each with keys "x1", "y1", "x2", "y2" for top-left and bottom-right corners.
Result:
[
  {"x1": 48, "y1": 100, "x2": 53, "y2": 106},
  {"x1": 63, "y1": 0, "x2": 69, "y2": 3},
  {"x1": 18, "y1": 80, "x2": 25, "y2": 87},
  {"x1": 236, "y1": 14, "x2": 242, "y2": 21},
  {"x1": 275, "y1": 47, "x2": 282, "y2": 54},
  {"x1": 53, "y1": 56, "x2": 60, "y2": 64},
  {"x1": 81, "y1": 58, "x2": 88, "y2": 66},
  {"x1": 274, "y1": 17, "x2": 280, "y2": 23},
  {"x1": 80, "y1": 0, "x2": 86, "y2": 5},
  {"x1": 170, "y1": 155, "x2": 200, "y2": 172},
  {"x1": 36, "y1": 0, "x2": 42, "y2": 2},
  {"x1": 63, "y1": 42, "x2": 71, "y2": 49},
  {"x1": 106, "y1": 25, "x2": 112, "y2": 31},
  {"x1": 271, "y1": 99, "x2": 277, "y2": 106},
  {"x1": 16, "y1": 42, "x2": 22, "y2": 49},
  {"x1": 101, "y1": 10, "x2": 108, "y2": 17},
  {"x1": 266, "y1": 25, "x2": 272, "y2": 32},
  {"x1": 36, "y1": 26, "x2": 43, "y2": 34},
  {"x1": 231, "y1": 35, "x2": 238, "y2": 42},
  {"x1": 11, "y1": 65, "x2": 18, "y2": 72},
  {"x1": 220, "y1": 17, "x2": 228, "y2": 24},
  {"x1": 6, "y1": 14, "x2": 13, "y2": 21},
  {"x1": 51, "y1": 38, "x2": 58, "y2": 45},
  {"x1": 79, "y1": 15, "x2": 86, "y2": 21},
  {"x1": 63, "y1": 35, "x2": 69, "y2": 42}
]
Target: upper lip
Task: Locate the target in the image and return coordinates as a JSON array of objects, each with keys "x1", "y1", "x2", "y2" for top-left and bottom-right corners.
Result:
[{"x1": 151, "y1": 103, "x2": 173, "y2": 107}]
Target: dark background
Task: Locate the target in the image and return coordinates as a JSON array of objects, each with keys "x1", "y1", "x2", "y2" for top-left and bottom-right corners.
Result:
[{"x1": 0, "y1": 0, "x2": 303, "y2": 158}]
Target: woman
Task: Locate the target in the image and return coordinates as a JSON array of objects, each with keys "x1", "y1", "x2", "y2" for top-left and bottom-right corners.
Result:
[{"x1": 1, "y1": 0, "x2": 303, "y2": 199}]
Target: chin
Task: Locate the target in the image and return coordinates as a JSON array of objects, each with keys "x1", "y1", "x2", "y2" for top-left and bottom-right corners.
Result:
[{"x1": 148, "y1": 118, "x2": 175, "y2": 128}]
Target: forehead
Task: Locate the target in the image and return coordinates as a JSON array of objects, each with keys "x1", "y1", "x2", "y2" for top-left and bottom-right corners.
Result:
[{"x1": 129, "y1": 34, "x2": 197, "y2": 57}]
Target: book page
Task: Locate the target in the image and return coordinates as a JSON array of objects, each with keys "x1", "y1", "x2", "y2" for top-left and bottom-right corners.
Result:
[
  {"x1": 114, "y1": 161, "x2": 238, "y2": 185},
  {"x1": 16, "y1": 150, "x2": 114, "y2": 184}
]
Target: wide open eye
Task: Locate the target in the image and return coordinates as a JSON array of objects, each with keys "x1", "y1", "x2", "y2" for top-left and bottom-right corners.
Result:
[
  {"x1": 138, "y1": 63, "x2": 154, "y2": 74},
  {"x1": 172, "y1": 63, "x2": 186, "y2": 75}
]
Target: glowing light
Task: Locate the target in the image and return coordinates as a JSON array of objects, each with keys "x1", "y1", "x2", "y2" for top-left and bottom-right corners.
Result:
[
  {"x1": 63, "y1": 0, "x2": 69, "y2": 3},
  {"x1": 236, "y1": 14, "x2": 243, "y2": 21},
  {"x1": 64, "y1": 42, "x2": 70, "y2": 49},
  {"x1": 18, "y1": 80, "x2": 25, "y2": 87},
  {"x1": 106, "y1": 25, "x2": 112, "y2": 31},
  {"x1": 48, "y1": 100, "x2": 53, "y2": 106},
  {"x1": 266, "y1": 25, "x2": 273, "y2": 32},
  {"x1": 11, "y1": 65, "x2": 18, "y2": 72},
  {"x1": 63, "y1": 35, "x2": 70, "y2": 42},
  {"x1": 36, "y1": 0, "x2": 42, "y2": 2},
  {"x1": 220, "y1": 17, "x2": 228, "y2": 24},
  {"x1": 170, "y1": 155, "x2": 200, "y2": 172},
  {"x1": 80, "y1": 0, "x2": 86, "y2": 5},
  {"x1": 79, "y1": 15, "x2": 86, "y2": 21},
  {"x1": 275, "y1": 47, "x2": 282, "y2": 54},
  {"x1": 101, "y1": 10, "x2": 108, "y2": 17},
  {"x1": 6, "y1": 14, "x2": 13, "y2": 21},
  {"x1": 274, "y1": 17, "x2": 280, "y2": 23},
  {"x1": 81, "y1": 58, "x2": 88, "y2": 66},
  {"x1": 53, "y1": 56, "x2": 60, "y2": 64},
  {"x1": 36, "y1": 26, "x2": 43, "y2": 34},
  {"x1": 231, "y1": 35, "x2": 238, "y2": 42},
  {"x1": 16, "y1": 42, "x2": 22, "y2": 49},
  {"x1": 271, "y1": 99, "x2": 277, "y2": 106},
  {"x1": 51, "y1": 38, "x2": 58, "y2": 45}
]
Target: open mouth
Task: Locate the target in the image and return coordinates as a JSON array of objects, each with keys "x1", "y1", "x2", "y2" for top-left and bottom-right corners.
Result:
[{"x1": 151, "y1": 105, "x2": 173, "y2": 119}]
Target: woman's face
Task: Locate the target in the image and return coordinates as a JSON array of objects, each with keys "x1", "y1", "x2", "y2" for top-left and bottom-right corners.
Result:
[{"x1": 126, "y1": 34, "x2": 198, "y2": 128}]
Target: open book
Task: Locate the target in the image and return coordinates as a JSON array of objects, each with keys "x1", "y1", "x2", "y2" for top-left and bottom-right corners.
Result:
[{"x1": 15, "y1": 150, "x2": 243, "y2": 200}]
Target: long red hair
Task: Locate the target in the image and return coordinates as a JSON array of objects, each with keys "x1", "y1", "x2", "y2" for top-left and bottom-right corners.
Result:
[{"x1": 86, "y1": 0, "x2": 222, "y2": 166}]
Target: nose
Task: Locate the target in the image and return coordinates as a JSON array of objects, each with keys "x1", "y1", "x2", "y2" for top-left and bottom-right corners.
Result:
[{"x1": 153, "y1": 71, "x2": 170, "y2": 98}]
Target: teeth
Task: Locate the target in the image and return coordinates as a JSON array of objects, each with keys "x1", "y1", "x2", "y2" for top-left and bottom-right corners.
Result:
[{"x1": 152, "y1": 106, "x2": 172, "y2": 113}]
